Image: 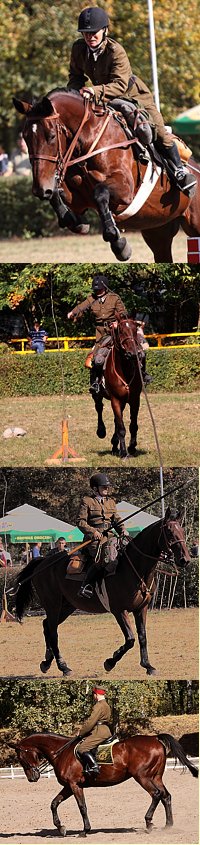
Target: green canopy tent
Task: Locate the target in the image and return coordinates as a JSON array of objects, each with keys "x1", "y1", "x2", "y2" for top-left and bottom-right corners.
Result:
[
  {"x1": 117, "y1": 501, "x2": 160, "y2": 536},
  {"x1": 173, "y1": 105, "x2": 200, "y2": 136},
  {"x1": 0, "y1": 503, "x2": 83, "y2": 544}
]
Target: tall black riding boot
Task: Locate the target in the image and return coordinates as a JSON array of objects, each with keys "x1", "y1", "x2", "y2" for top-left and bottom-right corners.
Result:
[
  {"x1": 89, "y1": 363, "x2": 103, "y2": 396},
  {"x1": 78, "y1": 562, "x2": 99, "y2": 599},
  {"x1": 157, "y1": 142, "x2": 196, "y2": 195},
  {"x1": 141, "y1": 354, "x2": 153, "y2": 385},
  {"x1": 79, "y1": 751, "x2": 100, "y2": 776}
]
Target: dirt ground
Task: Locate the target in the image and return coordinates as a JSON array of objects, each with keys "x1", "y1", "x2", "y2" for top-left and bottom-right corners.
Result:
[
  {"x1": 0, "y1": 608, "x2": 198, "y2": 680},
  {"x1": 0, "y1": 230, "x2": 187, "y2": 264},
  {"x1": 0, "y1": 768, "x2": 198, "y2": 844},
  {"x1": 0, "y1": 393, "x2": 199, "y2": 468}
]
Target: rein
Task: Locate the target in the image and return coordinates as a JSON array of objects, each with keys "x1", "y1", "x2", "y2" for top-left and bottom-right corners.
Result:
[{"x1": 26, "y1": 98, "x2": 144, "y2": 183}]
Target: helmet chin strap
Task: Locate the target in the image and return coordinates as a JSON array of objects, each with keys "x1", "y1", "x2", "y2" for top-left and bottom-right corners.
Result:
[{"x1": 88, "y1": 28, "x2": 107, "y2": 51}]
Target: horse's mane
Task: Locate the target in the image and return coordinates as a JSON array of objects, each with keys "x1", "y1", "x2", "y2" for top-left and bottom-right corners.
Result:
[{"x1": 48, "y1": 87, "x2": 82, "y2": 99}]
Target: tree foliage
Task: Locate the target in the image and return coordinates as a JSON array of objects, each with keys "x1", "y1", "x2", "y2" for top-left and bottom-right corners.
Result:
[{"x1": 0, "y1": 263, "x2": 199, "y2": 336}]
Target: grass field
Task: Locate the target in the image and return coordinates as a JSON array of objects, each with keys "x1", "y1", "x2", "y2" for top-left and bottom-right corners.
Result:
[
  {"x1": 0, "y1": 229, "x2": 187, "y2": 263},
  {"x1": 0, "y1": 391, "x2": 199, "y2": 467}
]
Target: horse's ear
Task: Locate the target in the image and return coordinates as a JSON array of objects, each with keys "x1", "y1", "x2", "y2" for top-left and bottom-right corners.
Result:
[
  {"x1": 164, "y1": 506, "x2": 171, "y2": 521},
  {"x1": 34, "y1": 97, "x2": 55, "y2": 118},
  {"x1": 13, "y1": 97, "x2": 33, "y2": 114}
]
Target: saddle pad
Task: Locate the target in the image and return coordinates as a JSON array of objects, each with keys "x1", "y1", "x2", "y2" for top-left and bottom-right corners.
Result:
[
  {"x1": 115, "y1": 159, "x2": 161, "y2": 220},
  {"x1": 96, "y1": 737, "x2": 119, "y2": 764}
]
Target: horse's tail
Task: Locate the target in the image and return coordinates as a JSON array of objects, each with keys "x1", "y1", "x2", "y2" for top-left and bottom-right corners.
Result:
[
  {"x1": 15, "y1": 559, "x2": 39, "y2": 620},
  {"x1": 157, "y1": 733, "x2": 198, "y2": 778}
]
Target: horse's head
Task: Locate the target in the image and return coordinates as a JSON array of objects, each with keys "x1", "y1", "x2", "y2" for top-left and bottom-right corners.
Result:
[
  {"x1": 13, "y1": 91, "x2": 84, "y2": 199},
  {"x1": 115, "y1": 317, "x2": 138, "y2": 359},
  {"x1": 162, "y1": 507, "x2": 191, "y2": 571},
  {"x1": 13, "y1": 738, "x2": 41, "y2": 782}
]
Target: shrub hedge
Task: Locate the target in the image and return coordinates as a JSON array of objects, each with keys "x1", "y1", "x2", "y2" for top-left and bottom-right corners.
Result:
[
  {"x1": 0, "y1": 178, "x2": 98, "y2": 237},
  {"x1": 0, "y1": 349, "x2": 199, "y2": 396}
]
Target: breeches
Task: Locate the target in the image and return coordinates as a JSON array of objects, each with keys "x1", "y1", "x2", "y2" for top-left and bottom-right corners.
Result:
[
  {"x1": 77, "y1": 725, "x2": 111, "y2": 753},
  {"x1": 93, "y1": 335, "x2": 112, "y2": 366}
]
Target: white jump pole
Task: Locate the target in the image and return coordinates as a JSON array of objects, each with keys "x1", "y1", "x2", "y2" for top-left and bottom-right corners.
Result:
[{"x1": 147, "y1": 0, "x2": 160, "y2": 110}]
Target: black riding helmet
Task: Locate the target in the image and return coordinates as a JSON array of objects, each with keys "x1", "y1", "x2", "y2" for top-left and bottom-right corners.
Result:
[
  {"x1": 92, "y1": 274, "x2": 108, "y2": 293},
  {"x1": 90, "y1": 473, "x2": 110, "y2": 489},
  {"x1": 78, "y1": 7, "x2": 109, "y2": 32}
]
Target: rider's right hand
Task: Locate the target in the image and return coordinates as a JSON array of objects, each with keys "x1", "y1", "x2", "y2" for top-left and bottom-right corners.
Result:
[{"x1": 93, "y1": 530, "x2": 102, "y2": 540}]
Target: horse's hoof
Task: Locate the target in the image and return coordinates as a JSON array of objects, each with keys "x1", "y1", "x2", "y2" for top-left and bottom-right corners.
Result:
[
  {"x1": 146, "y1": 666, "x2": 156, "y2": 676},
  {"x1": 104, "y1": 658, "x2": 115, "y2": 672},
  {"x1": 128, "y1": 445, "x2": 137, "y2": 455},
  {"x1": 111, "y1": 237, "x2": 132, "y2": 262},
  {"x1": 120, "y1": 452, "x2": 128, "y2": 460},
  {"x1": 74, "y1": 224, "x2": 90, "y2": 235},
  {"x1": 40, "y1": 660, "x2": 51, "y2": 674},
  {"x1": 97, "y1": 423, "x2": 106, "y2": 439},
  {"x1": 59, "y1": 825, "x2": 67, "y2": 837},
  {"x1": 62, "y1": 665, "x2": 72, "y2": 676}
]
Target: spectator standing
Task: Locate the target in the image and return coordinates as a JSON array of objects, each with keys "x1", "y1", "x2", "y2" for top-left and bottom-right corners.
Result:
[{"x1": 11, "y1": 133, "x2": 31, "y2": 177}]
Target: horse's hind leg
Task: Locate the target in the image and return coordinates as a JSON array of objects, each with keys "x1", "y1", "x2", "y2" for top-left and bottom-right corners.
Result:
[
  {"x1": 141, "y1": 220, "x2": 180, "y2": 262},
  {"x1": 160, "y1": 787, "x2": 173, "y2": 826},
  {"x1": 70, "y1": 783, "x2": 91, "y2": 835},
  {"x1": 104, "y1": 610, "x2": 135, "y2": 671},
  {"x1": 93, "y1": 183, "x2": 132, "y2": 261}
]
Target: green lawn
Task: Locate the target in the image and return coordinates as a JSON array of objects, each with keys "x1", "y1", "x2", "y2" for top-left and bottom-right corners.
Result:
[{"x1": 0, "y1": 391, "x2": 199, "y2": 467}]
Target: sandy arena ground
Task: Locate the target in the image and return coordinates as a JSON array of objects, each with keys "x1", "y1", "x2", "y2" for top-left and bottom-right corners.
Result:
[
  {"x1": 0, "y1": 230, "x2": 187, "y2": 264},
  {"x1": 0, "y1": 768, "x2": 198, "y2": 844},
  {"x1": 0, "y1": 608, "x2": 198, "y2": 680}
]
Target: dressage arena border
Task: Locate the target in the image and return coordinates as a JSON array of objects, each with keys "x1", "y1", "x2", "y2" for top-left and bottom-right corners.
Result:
[{"x1": 0, "y1": 759, "x2": 199, "y2": 780}]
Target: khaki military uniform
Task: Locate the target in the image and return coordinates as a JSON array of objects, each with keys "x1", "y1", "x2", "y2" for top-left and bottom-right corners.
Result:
[
  {"x1": 78, "y1": 493, "x2": 124, "y2": 562},
  {"x1": 67, "y1": 37, "x2": 173, "y2": 147},
  {"x1": 77, "y1": 699, "x2": 111, "y2": 753},
  {"x1": 70, "y1": 291, "x2": 127, "y2": 360}
]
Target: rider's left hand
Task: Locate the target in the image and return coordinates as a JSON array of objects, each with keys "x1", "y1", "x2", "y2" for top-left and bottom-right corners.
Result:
[{"x1": 80, "y1": 87, "x2": 94, "y2": 99}]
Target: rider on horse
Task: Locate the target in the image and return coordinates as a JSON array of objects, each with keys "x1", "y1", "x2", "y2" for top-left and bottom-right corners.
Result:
[
  {"x1": 67, "y1": 6, "x2": 196, "y2": 195},
  {"x1": 75, "y1": 687, "x2": 111, "y2": 775},
  {"x1": 78, "y1": 472, "x2": 128, "y2": 599},
  {"x1": 68, "y1": 274, "x2": 152, "y2": 392}
]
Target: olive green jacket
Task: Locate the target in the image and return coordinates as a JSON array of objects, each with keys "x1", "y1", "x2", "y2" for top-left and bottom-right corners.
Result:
[
  {"x1": 70, "y1": 291, "x2": 127, "y2": 343},
  {"x1": 67, "y1": 37, "x2": 152, "y2": 105},
  {"x1": 78, "y1": 494, "x2": 124, "y2": 538},
  {"x1": 79, "y1": 700, "x2": 111, "y2": 737}
]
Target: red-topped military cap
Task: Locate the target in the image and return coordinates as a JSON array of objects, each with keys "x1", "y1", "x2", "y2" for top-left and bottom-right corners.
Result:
[{"x1": 92, "y1": 687, "x2": 106, "y2": 695}]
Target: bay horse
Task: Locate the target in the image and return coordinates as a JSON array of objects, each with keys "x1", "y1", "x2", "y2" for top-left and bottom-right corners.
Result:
[
  {"x1": 11, "y1": 731, "x2": 198, "y2": 836},
  {"x1": 90, "y1": 316, "x2": 142, "y2": 458},
  {"x1": 15, "y1": 508, "x2": 190, "y2": 677},
  {"x1": 13, "y1": 90, "x2": 200, "y2": 262}
]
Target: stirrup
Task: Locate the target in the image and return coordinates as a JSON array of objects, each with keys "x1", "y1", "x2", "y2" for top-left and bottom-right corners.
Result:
[
  {"x1": 85, "y1": 763, "x2": 100, "y2": 775},
  {"x1": 172, "y1": 169, "x2": 197, "y2": 194},
  {"x1": 78, "y1": 583, "x2": 94, "y2": 599}
]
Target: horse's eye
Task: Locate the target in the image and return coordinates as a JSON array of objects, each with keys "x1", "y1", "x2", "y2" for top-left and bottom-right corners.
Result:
[{"x1": 48, "y1": 132, "x2": 56, "y2": 143}]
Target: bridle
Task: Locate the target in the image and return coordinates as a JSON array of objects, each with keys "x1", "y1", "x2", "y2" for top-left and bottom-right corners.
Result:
[
  {"x1": 24, "y1": 94, "x2": 144, "y2": 186},
  {"x1": 114, "y1": 319, "x2": 138, "y2": 356}
]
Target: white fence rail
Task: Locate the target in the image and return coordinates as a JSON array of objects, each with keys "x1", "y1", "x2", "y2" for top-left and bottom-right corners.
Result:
[{"x1": 0, "y1": 758, "x2": 198, "y2": 780}]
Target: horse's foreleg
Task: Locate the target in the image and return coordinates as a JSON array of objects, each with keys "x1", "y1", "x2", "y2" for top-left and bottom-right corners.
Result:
[
  {"x1": 70, "y1": 783, "x2": 91, "y2": 836},
  {"x1": 40, "y1": 617, "x2": 54, "y2": 673},
  {"x1": 134, "y1": 607, "x2": 156, "y2": 675},
  {"x1": 51, "y1": 784, "x2": 72, "y2": 837},
  {"x1": 40, "y1": 601, "x2": 73, "y2": 677},
  {"x1": 104, "y1": 610, "x2": 135, "y2": 671},
  {"x1": 91, "y1": 388, "x2": 106, "y2": 438},
  {"x1": 93, "y1": 183, "x2": 132, "y2": 261},
  {"x1": 111, "y1": 395, "x2": 127, "y2": 458},
  {"x1": 50, "y1": 189, "x2": 90, "y2": 234},
  {"x1": 128, "y1": 386, "x2": 141, "y2": 454}
]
